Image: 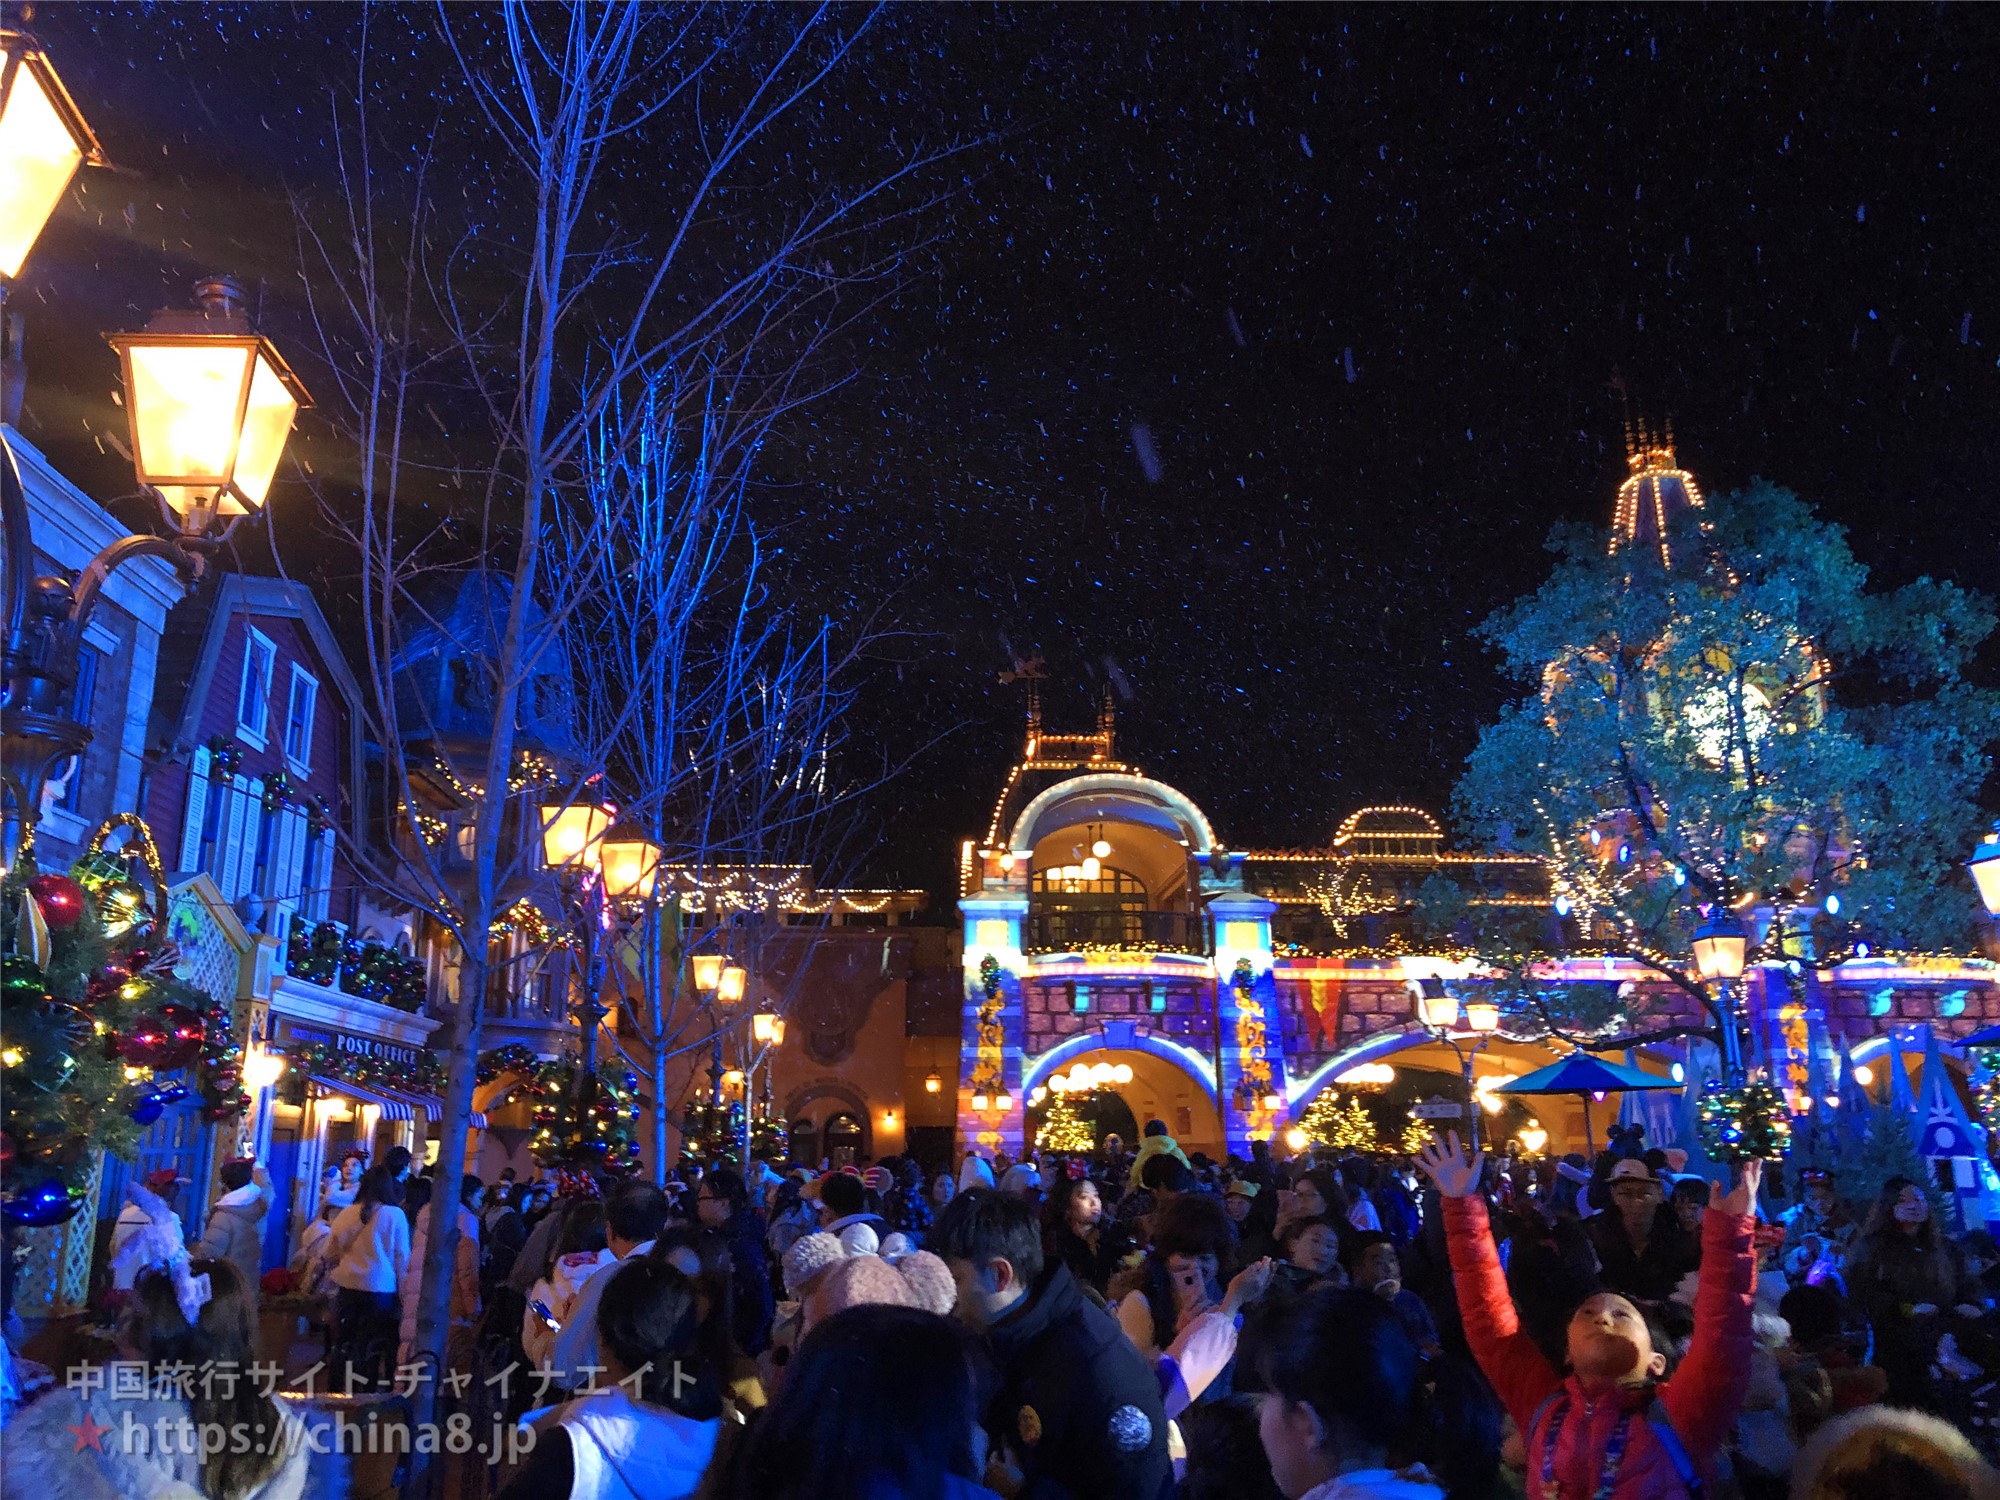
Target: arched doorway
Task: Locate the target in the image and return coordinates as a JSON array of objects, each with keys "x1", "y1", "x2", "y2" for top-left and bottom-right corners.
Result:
[
  {"x1": 1027, "y1": 1047, "x2": 1225, "y2": 1159},
  {"x1": 824, "y1": 1112, "x2": 864, "y2": 1167}
]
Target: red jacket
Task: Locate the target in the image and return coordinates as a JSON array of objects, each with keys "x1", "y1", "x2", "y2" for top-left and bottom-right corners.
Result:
[{"x1": 1443, "y1": 1197, "x2": 1756, "y2": 1500}]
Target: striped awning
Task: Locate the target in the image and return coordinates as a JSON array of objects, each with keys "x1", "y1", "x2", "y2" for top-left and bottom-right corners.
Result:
[
  {"x1": 311, "y1": 1077, "x2": 487, "y2": 1130},
  {"x1": 312, "y1": 1075, "x2": 415, "y2": 1121}
]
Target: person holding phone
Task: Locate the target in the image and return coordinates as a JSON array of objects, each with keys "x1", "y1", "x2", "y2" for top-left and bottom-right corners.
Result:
[{"x1": 523, "y1": 1202, "x2": 612, "y2": 1370}]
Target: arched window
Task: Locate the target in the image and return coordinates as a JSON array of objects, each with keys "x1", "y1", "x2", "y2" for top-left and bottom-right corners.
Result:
[
  {"x1": 1031, "y1": 866, "x2": 1148, "y2": 906},
  {"x1": 824, "y1": 1112, "x2": 865, "y2": 1168}
]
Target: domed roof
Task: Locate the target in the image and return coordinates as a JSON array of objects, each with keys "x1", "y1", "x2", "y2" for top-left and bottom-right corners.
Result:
[{"x1": 1332, "y1": 806, "x2": 1443, "y2": 857}]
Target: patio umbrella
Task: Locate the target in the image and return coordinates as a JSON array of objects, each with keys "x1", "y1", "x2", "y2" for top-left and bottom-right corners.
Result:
[
  {"x1": 1493, "y1": 1051, "x2": 1683, "y2": 1153},
  {"x1": 1958, "y1": 1024, "x2": 2000, "y2": 1048}
]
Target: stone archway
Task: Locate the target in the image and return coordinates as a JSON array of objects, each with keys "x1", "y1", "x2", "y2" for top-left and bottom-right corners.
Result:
[{"x1": 783, "y1": 1080, "x2": 874, "y2": 1168}]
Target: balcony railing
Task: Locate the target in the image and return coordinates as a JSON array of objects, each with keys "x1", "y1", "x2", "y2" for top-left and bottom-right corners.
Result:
[{"x1": 1024, "y1": 909, "x2": 1211, "y2": 956}]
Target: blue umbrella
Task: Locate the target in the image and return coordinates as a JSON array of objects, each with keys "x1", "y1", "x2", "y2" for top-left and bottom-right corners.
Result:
[
  {"x1": 1495, "y1": 1052, "x2": 1682, "y2": 1152},
  {"x1": 1959, "y1": 1024, "x2": 2000, "y2": 1048}
]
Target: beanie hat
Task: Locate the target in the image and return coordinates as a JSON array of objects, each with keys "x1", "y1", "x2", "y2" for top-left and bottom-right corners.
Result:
[
  {"x1": 836, "y1": 1220, "x2": 881, "y2": 1257},
  {"x1": 811, "y1": 1253, "x2": 915, "y2": 1319},
  {"x1": 782, "y1": 1231, "x2": 846, "y2": 1300},
  {"x1": 958, "y1": 1153, "x2": 996, "y2": 1191}
]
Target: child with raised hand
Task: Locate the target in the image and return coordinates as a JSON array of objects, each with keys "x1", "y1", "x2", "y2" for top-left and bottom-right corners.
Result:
[{"x1": 1415, "y1": 1131, "x2": 1760, "y2": 1500}]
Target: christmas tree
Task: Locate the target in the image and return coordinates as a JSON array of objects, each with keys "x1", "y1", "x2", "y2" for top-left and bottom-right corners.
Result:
[
  {"x1": 1835, "y1": 1097, "x2": 1936, "y2": 1217},
  {"x1": 1036, "y1": 1092, "x2": 1095, "y2": 1153},
  {"x1": 1297, "y1": 1091, "x2": 1381, "y2": 1153},
  {"x1": 2, "y1": 856, "x2": 240, "y2": 1226},
  {"x1": 526, "y1": 1060, "x2": 645, "y2": 1169}
]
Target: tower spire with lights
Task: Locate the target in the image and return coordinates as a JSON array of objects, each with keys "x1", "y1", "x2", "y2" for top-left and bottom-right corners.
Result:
[{"x1": 1610, "y1": 417, "x2": 1705, "y2": 567}]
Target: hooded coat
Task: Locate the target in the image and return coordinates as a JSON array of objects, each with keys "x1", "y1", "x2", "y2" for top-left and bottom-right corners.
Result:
[{"x1": 192, "y1": 1178, "x2": 272, "y2": 1298}]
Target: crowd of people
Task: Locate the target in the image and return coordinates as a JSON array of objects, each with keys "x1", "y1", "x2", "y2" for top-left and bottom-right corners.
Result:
[{"x1": 8, "y1": 1118, "x2": 2000, "y2": 1499}]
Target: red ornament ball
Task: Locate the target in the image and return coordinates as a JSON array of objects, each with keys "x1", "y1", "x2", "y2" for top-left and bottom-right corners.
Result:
[
  {"x1": 25, "y1": 873, "x2": 87, "y2": 930},
  {"x1": 123, "y1": 1004, "x2": 206, "y2": 1071},
  {"x1": 87, "y1": 958, "x2": 133, "y2": 1000}
]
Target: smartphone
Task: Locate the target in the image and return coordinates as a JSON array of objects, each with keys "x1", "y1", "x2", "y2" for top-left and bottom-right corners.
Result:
[{"x1": 530, "y1": 1299, "x2": 562, "y2": 1332}]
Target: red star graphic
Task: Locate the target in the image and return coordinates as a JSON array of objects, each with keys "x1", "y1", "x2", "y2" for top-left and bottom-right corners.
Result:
[{"x1": 67, "y1": 1411, "x2": 112, "y2": 1452}]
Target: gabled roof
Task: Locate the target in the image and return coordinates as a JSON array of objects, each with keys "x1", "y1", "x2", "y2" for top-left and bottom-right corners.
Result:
[{"x1": 150, "y1": 573, "x2": 369, "y2": 755}]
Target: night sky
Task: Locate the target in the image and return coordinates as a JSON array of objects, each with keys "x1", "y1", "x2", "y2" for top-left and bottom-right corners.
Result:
[{"x1": 13, "y1": 5, "x2": 2000, "y2": 898}]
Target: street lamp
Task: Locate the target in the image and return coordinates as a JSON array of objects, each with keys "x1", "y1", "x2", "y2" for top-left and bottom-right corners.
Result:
[
  {"x1": 0, "y1": 32, "x2": 105, "y2": 280},
  {"x1": 1691, "y1": 912, "x2": 1750, "y2": 1073},
  {"x1": 1690, "y1": 913, "x2": 1749, "y2": 983},
  {"x1": 538, "y1": 798, "x2": 653, "y2": 1164},
  {"x1": 597, "y1": 821, "x2": 662, "y2": 901},
  {"x1": 716, "y1": 964, "x2": 747, "y2": 1006},
  {"x1": 5, "y1": 277, "x2": 310, "y2": 861},
  {"x1": 924, "y1": 1070, "x2": 943, "y2": 1094},
  {"x1": 540, "y1": 801, "x2": 613, "y2": 871},
  {"x1": 752, "y1": 1005, "x2": 785, "y2": 1047},
  {"x1": 692, "y1": 953, "x2": 725, "y2": 996},
  {"x1": 106, "y1": 277, "x2": 309, "y2": 535},
  {"x1": 1414, "y1": 983, "x2": 1490, "y2": 1151},
  {"x1": 1970, "y1": 823, "x2": 2000, "y2": 918}
]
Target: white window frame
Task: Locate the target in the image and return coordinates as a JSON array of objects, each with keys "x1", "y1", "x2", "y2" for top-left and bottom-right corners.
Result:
[
  {"x1": 283, "y1": 665, "x2": 319, "y2": 773},
  {"x1": 236, "y1": 626, "x2": 276, "y2": 748}
]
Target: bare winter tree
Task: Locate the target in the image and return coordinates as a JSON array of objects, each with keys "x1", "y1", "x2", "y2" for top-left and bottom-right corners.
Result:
[
  {"x1": 561, "y1": 362, "x2": 893, "y2": 1173},
  {"x1": 280, "y1": 1, "x2": 955, "y2": 1470}
]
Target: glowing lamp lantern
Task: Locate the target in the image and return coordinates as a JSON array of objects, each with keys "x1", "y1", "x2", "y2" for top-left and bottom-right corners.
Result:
[
  {"x1": 692, "y1": 954, "x2": 725, "y2": 995},
  {"x1": 1090, "y1": 1062, "x2": 1115, "y2": 1086},
  {"x1": 1691, "y1": 913, "x2": 1749, "y2": 982},
  {"x1": 1283, "y1": 1126, "x2": 1310, "y2": 1154},
  {"x1": 1261, "y1": 1093, "x2": 1283, "y2": 1112},
  {"x1": 1046, "y1": 1074, "x2": 1067, "y2": 1094},
  {"x1": 541, "y1": 801, "x2": 613, "y2": 871},
  {"x1": 0, "y1": 32, "x2": 104, "y2": 279},
  {"x1": 924, "y1": 1070, "x2": 943, "y2": 1095},
  {"x1": 107, "y1": 278, "x2": 312, "y2": 531},
  {"x1": 243, "y1": 1050, "x2": 286, "y2": 1090},
  {"x1": 1969, "y1": 824, "x2": 2000, "y2": 917},
  {"x1": 597, "y1": 822, "x2": 662, "y2": 900},
  {"x1": 1414, "y1": 985, "x2": 1460, "y2": 1031},
  {"x1": 1518, "y1": 1121, "x2": 1549, "y2": 1155},
  {"x1": 994, "y1": 1093, "x2": 1013, "y2": 1113},
  {"x1": 1091, "y1": 837, "x2": 1112, "y2": 860},
  {"x1": 971, "y1": 1093, "x2": 990, "y2": 1113},
  {"x1": 1112, "y1": 1063, "x2": 1134, "y2": 1085},
  {"x1": 716, "y1": 964, "x2": 748, "y2": 1007},
  {"x1": 1079, "y1": 856, "x2": 1102, "y2": 882},
  {"x1": 752, "y1": 1007, "x2": 785, "y2": 1046},
  {"x1": 1465, "y1": 1001, "x2": 1501, "y2": 1034}
]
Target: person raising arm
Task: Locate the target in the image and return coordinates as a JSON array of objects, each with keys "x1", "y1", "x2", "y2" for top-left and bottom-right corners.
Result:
[{"x1": 1415, "y1": 1131, "x2": 1760, "y2": 1500}]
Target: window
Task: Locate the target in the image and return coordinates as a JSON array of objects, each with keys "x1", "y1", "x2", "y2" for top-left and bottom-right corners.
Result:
[
  {"x1": 283, "y1": 666, "x2": 318, "y2": 769},
  {"x1": 237, "y1": 627, "x2": 276, "y2": 744},
  {"x1": 54, "y1": 647, "x2": 101, "y2": 814}
]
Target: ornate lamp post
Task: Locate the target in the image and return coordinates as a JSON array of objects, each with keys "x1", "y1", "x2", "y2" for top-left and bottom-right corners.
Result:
[
  {"x1": 0, "y1": 33, "x2": 104, "y2": 282},
  {"x1": 539, "y1": 802, "x2": 659, "y2": 1161},
  {"x1": 4, "y1": 275, "x2": 309, "y2": 862},
  {"x1": 1412, "y1": 981, "x2": 1501, "y2": 1151},
  {"x1": 1691, "y1": 912, "x2": 1750, "y2": 1072}
]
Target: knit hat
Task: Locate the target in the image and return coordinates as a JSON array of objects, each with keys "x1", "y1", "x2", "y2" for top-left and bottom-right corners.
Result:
[
  {"x1": 782, "y1": 1231, "x2": 846, "y2": 1300},
  {"x1": 958, "y1": 1153, "x2": 996, "y2": 1191}
]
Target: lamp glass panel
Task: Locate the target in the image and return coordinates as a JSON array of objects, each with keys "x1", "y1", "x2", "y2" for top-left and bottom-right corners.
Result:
[
  {"x1": 717, "y1": 965, "x2": 747, "y2": 1005},
  {"x1": 1972, "y1": 846, "x2": 2000, "y2": 916},
  {"x1": 1419, "y1": 992, "x2": 1460, "y2": 1029},
  {"x1": 753, "y1": 1011, "x2": 779, "y2": 1044},
  {"x1": 599, "y1": 833, "x2": 661, "y2": 899},
  {"x1": 540, "y1": 804, "x2": 611, "y2": 869},
  {"x1": 0, "y1": 48, "x2": 84, "y2": 278},
  {"x1": 692, "y1": 954, "x2": 724, "y2": 993},
  {"x1": 1465, "y1": 1001, "x2": 1501, "y2": 1033},
  {"x1": 227, "y1": 351, "x2": 301, "y2": 510},
  {"x1": 123, "y1": 341, "x2": 255, "y2": 506}
]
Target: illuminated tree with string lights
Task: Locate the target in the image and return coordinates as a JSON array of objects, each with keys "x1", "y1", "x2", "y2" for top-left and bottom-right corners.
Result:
[{"x1": 1455, "y1": 473, "x2": 1997, "y2": 1050}]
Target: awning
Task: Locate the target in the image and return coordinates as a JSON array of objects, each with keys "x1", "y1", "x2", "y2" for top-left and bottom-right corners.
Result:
[{"x1": 311, "y1": 1076, "x2": 487, "y2": 1130}]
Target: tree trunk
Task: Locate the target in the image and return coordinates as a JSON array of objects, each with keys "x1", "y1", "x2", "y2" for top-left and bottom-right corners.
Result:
[{"x1": 406, "y1": 949, "x2": 486, "y2": 1496}]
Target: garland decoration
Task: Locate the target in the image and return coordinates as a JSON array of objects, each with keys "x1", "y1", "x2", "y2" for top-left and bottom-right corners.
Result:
[
  {"x1": 285, "y1": 921, "x2": 427, "y2": 1011},
  {"x1": 1696, "y1": 1075, "x2": 1793, "y2": 1163},
  {"x1": 287, "y1": 1041, "x2": 444, "y2": 1094},
  {"x1": 969, "y1": 954, "x2": 1007, "y2": 1104}
]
